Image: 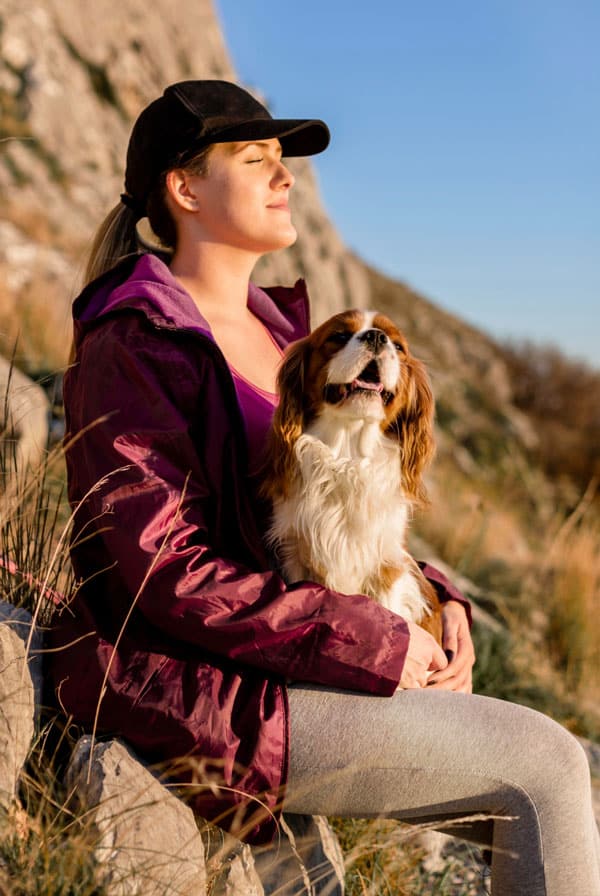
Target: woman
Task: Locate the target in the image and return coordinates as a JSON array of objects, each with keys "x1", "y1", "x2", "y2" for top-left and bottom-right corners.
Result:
[{"x1": 49, "y1": 81, "x2": 600, "y2": 894}]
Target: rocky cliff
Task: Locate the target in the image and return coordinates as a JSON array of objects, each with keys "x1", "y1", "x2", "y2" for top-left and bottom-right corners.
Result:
[
  {"x1": 0, "y1": 0, "x2": 540, "y2": 487},
  {"x1": 0, "y1": 0, "x2": 369, "y2": 374}
]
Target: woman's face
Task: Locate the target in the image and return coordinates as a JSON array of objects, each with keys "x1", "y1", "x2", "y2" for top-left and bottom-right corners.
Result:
[{"x1": 180, "y1": 138, "x2": 297, "y2": 254}]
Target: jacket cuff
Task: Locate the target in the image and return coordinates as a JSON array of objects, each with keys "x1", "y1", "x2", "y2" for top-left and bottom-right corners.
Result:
[
  {"x1": 418, "y1": 561, "x2": 473, "y2": 628},
  {"x1": 378, "y1": 613, "x2": 411, "y2": 695}
]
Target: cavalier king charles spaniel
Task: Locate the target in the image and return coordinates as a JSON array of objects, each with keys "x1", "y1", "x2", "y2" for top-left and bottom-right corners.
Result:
[{"x1": 262, "y1": 309, "x2": 442, "y2": 643}]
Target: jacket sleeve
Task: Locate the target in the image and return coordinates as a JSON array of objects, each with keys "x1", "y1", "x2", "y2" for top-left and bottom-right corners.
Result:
[
  {"x1": 68, "y1": 315, "x2": 410, "y2": 697},
  {"x1": 418, "y1": 562, "x2": 472, "y2": 627}
]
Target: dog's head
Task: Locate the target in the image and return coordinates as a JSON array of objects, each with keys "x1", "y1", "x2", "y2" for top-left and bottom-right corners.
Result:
[{"x1": 264, "y1": 310, "x2": 435, "y2": 502}]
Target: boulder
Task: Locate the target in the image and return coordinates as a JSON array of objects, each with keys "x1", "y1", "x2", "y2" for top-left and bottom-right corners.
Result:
[
  {"x1": 204, "y1": 830, "x2": 266, "y2": 896},
  {"x1": 252, "y1": 814, "x2": 345, "y2": 895},
  {"x1": 66, "y1": 736, "x2": 207, "y2": 896},
  {"x1": 0, "y1": 355, "x2": 50, "y2": 504},
  {"x1": 0, "y1": 601, "x2": 41, "y2": 814},
  {"x1": 66, "y1": 735, "x2": 346, "y2": 896}
]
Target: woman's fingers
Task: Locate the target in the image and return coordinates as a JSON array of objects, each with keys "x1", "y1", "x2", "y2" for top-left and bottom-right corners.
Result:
[
  {"x1": 397, "y1": 605, "x2": 478, "y2": 693},
  {"x1": 427, "y1": 601, "x2": 475, "y2": 693},
  {"x1": 398, "y1": 622, "x2": 448, "y2": 690}
]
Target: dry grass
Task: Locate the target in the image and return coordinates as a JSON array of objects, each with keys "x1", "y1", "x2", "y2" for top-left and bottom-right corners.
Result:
[
  {"x1": 419, "y1": 455, "x2": 531, "y2": 604},
  {"x1": 331, "y1": 817, "x2": 489, "y2": 896},
  {"x1": 0, "y1": 273, "x2": 73, "y2": 374},
  {"x1": 416, "y1": 447, "x2": 600, "y2": 737},
  {"x1": 331, "y1": 817, "x2": 424, "y2": 896},
  {"x1": 0, "y1": 722, "x2": 106, "y2": 896},
  {"x1": 0, "y1": 437, "x2": 492, "y2": 894},
  {"x1": 0, "y1": 377, "x2": 597, "y2": 892},
  {"x1": 537, "y1": 487, "x2": 600, "y2": 707},
  {"x1": 0, "y1": 442, "x2": 73, "y2": 625}
]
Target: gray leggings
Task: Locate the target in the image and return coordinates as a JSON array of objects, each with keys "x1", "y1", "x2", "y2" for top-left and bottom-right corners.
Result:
[{"x1": 284, "y1": 685, "x2": 600, "y2": 896}]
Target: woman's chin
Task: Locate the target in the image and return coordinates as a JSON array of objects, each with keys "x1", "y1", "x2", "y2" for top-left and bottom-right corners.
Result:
[
  {"x1": 256, "y1": 228, "x2": 298, "y2": 254},
  {"x1": 274, "y1": 220, "x2": 298, "y2": 248}
]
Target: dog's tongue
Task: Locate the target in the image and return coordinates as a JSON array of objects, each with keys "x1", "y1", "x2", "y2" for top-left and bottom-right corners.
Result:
[{"x1": 351, "y1": 378, "x2": 384, "y2": 393}]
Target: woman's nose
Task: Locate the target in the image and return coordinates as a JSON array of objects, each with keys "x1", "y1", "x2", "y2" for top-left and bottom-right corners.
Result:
[{"x1": 274, "y1": 160, "x2": 295, "y2": 190}]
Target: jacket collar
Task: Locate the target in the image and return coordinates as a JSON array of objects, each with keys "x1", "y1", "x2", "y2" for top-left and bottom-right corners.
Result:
[{"x1": 72, "y1": 253, "x2": 310, "y2": 349}]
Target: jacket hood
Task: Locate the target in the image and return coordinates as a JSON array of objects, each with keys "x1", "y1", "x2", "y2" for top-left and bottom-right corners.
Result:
[{"x1": 72, "y1": 253, "x2": 310, "y2": 350}]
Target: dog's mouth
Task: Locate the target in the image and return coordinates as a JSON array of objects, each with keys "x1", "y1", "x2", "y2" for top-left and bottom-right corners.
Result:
[{"x1": 324, "y1": 360, "x2": 394, "y2": 406}]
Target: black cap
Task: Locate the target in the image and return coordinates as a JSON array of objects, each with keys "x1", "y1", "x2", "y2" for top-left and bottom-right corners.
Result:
[{"x1": 122, "y1": 80, "x2": 330, "y2": 215}]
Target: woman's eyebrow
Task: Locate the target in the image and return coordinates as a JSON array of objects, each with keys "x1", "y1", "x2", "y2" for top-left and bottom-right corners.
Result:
[{"x1": 233, "y1": 141, "x2": 283, "y2": 155}]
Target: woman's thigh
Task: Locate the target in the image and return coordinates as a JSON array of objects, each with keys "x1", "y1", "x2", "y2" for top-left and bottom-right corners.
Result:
[{"x1": 285, "y1": 685, "x2": 600, "y2": 896}]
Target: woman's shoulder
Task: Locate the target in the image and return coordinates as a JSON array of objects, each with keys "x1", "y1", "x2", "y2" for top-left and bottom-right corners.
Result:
[
  {"x1": 74, "y1": 254, "x2": 212, "y2": 337},
  {"x1": 74, "y1": 311, "x2": 215, "y2": 394},
  {"x1": 66, "y1": 311, "x2": 225, "y2": 432}
]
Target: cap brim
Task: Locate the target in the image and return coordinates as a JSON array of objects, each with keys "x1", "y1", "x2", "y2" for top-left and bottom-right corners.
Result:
[{"x1": 206, "y1": 118, "x2": 330, "y2": 157}]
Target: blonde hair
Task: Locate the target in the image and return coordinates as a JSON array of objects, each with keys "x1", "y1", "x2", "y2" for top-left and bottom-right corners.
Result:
[{"x1": 84, "y1": 202, "x2": 139, "y2": 285}]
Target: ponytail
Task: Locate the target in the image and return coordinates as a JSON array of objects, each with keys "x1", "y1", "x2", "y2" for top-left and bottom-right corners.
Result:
[{"x1": 83, "y1": 202, "x2": 140, "y2": 286}]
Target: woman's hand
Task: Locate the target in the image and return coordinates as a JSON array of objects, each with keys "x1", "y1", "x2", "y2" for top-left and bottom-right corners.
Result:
[
  {"x1": 427, "y1": 600, "x2": 475, "y2": 693},
  {"x1": 398, "y1": 622, "x2": 448, "y2": 689}
]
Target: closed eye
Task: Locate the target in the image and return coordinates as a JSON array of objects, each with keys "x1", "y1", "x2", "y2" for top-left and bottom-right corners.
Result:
[{"x1": 326, "y1": 331, "x2": 352, "y2": 345}]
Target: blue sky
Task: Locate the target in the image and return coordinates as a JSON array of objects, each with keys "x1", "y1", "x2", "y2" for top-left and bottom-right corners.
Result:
[{"x1": 215, "y1": 1, "x2": 599, "y2": 368}]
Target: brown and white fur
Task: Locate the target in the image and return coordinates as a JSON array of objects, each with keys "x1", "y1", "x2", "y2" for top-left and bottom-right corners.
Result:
[{"x1": 262, "y1": 309, "x2": 442, "y2": 644}]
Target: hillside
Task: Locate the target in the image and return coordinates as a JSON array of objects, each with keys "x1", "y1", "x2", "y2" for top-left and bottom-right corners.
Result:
[
  {"x1": 1, "y1": 0, "x2": 598, "y2": 732},
  {"x1": 1, "y1": 1, "x2": 596, "y2": 498},
  {"x1": 1, "y1": 2, "x2": 599, "y2": 892}
]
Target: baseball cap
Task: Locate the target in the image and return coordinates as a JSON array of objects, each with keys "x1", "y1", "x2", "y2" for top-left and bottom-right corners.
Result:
[{"x1": 122, "y1": 80, "x2": 330, "y2": 215}]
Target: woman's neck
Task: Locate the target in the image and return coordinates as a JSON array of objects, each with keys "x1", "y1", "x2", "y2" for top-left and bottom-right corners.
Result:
[{"x1": 169, "y1": 240, "x2": 260, "y2": 317}]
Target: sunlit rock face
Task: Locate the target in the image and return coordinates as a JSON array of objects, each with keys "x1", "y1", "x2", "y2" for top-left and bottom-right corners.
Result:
[{"x1": 0, "y1": 0, "x2": 369, "y2": 370}]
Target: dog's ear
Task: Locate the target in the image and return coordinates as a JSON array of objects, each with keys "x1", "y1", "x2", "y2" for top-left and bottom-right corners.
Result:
[
  {"x1": 386, "y1": 355, "x2": 435, "y2": 504},
  {"x1": 261, "y1": 337, "x2": 311, "y2": 500}
]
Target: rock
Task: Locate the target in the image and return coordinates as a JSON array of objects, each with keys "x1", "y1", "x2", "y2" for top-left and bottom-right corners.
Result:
[
  {"x1": 0, "y1": 0, "x2": 371, "y2": 372},
  {"x1": 578, "y1": 735, "x2": 600, "y2": 779},
  {"x1": 205, "y1": 830, "x2": 266, "y2": 896},
  {"x1": 576, "y1": 736, "x2": 600, "y2": 830},
  {"x1": 252, "y1": 814, "x2": 345, "y2": 895},
  {"x1": 66, "y1": 736, "x2": 344, "y2": 896},
  {"x1": 0, "y1": 354, "x2": 49, "y2": 490},
  {"x1": 0, "y1": 601, "x2": 41, "y2": 813},
  {"x1": 66, "y1": 736, "x2": 207, "y2": 896}
]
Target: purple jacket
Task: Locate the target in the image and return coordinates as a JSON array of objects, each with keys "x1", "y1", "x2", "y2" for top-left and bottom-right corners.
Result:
[{"x1": 48, "y1": 253, "x2": 470, "y2": 843}]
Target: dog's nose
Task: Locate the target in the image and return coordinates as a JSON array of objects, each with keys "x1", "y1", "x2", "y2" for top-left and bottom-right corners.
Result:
[{"x1": 359, "y1": 328, "x2": 388, "y2": 353}]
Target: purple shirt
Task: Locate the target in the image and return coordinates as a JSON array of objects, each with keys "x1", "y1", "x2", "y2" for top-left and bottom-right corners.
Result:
[
  {"x1": 229, "y1": 321, "x2": 283, "y2": 476},
  {"x1": 230, "y1": 368, "x2": 279, "y2": 477}
]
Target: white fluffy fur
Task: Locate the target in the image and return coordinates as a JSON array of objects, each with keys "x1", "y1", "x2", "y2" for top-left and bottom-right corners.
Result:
[{"x1": 268, "y1": 414, "x2": 431, "y2": 622}]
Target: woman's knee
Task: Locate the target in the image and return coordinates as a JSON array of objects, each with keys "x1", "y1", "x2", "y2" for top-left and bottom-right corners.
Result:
[{"x1": 506, "y1": 704, "x2": 591, "y2": 800}]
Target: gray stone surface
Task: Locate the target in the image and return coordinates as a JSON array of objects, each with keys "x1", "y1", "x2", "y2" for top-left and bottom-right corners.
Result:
[
  {"x1": 65, "y1": 736, "x2": 346, "y2": 896},
  {"x1": 0, "y1": 357, "x2": 50, "y2": 501},
  {"x1": 0, "y1": 0, "x2": 371, "y2": 374},
  {"x1": 66, "y1": 736, "x2": 207, "y2": 896},
  {"x1": 252, "y1": 814, "x2": 345, "y2": 895},
  {"x1": 205, "y1": 830, "x2": 266, "y2": 896},
  {"x1": 0, "y1": 602, "x2": 41, "y2": 812}
]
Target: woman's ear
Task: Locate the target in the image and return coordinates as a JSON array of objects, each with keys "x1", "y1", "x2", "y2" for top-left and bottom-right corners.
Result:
[
  {"x1": 387, "y1": 356, "x2": 435, "y2": 504},
  {"x1": 261, "y1": 337, "x2": 311, "y2": 500},
  {"x1": 165, "y1": 169, "x2": 200, "y2": 213}
]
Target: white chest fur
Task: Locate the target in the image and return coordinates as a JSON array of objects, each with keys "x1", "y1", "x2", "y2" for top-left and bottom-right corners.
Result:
[{"x1": 268, "y1": 420, "x2": 430, "y2": 622}]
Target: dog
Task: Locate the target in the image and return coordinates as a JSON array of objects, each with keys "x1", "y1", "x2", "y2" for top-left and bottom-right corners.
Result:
[{"x1": 262, "y1": 309, "x2": 442, "y2": 644}]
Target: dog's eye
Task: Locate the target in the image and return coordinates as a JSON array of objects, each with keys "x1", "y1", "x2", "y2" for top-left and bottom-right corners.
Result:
[
  {"x1": 326, "y1": 331, "x2": 352, "y2": 345},
  {"x1": 393, "y1": 341, "x2": 405, "y2": 353}
]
